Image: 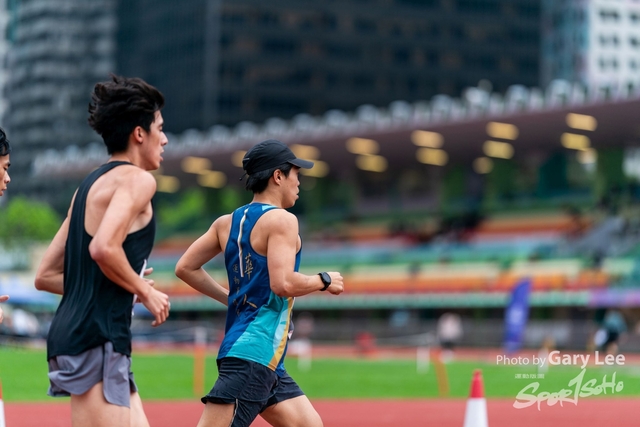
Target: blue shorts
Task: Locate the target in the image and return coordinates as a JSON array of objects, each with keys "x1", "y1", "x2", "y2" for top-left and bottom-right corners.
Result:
[{"x1": 202, "y1": 357, "x2": 304, "y2": 427}]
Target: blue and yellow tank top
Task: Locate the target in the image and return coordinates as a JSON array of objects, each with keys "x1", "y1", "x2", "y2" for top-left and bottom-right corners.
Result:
[{"x1": 218, "y1": 203, "x2": 300, "y2": 376}]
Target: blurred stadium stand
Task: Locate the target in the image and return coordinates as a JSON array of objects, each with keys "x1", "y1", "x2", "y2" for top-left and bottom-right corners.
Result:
[
  {"x1": 9, "y1": 74, "x2": 640, "y2": 351},
  {"x1": 136, "y1": 207, "x2": 634, "y2": 307}
]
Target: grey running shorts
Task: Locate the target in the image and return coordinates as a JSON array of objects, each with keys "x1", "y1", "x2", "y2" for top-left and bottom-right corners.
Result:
[
  {"x1": 48, "y1": 341, "x2": 138, "y2": 408},
  {"x1": 202, "y1": 357, "x2": 304, "y2": 427}
]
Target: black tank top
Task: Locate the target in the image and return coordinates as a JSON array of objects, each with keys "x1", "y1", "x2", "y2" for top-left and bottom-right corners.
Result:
[{"x1": 46, "y1": 161, "x2": 155, "y2": 359}]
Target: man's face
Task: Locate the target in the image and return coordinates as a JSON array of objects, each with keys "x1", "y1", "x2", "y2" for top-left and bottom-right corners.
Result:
[
  {"x1": 141, "y1": 111, "x2": 168, "y2": 171},
  {"x1": 0, "y1": 154, "x2": 10, "y2": 196},
  {"x1": 281, "y1": 166, "x2": 301, "y2": 208}
]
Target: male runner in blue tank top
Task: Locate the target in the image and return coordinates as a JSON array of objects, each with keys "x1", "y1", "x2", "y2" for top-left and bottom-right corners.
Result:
[
  {"x1": 176, "y1": 139, "x2": 344, "y2": 427},
  {"x1": 0, "y1": 127, "x2": 11, "y2": 321},
  {"x1": 35, "y1": 75, "x2": 171, "y2": 427}
]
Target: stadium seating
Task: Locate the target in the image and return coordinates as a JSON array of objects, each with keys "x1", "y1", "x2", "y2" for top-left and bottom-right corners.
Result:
[{"x1": 153, "y1": 209, "x2": 640, "y2": 298}]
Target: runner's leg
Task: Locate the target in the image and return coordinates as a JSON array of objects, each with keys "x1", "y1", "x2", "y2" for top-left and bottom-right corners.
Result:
[
  {"x1": 197, "y1": 402, "x2": 237, "y2": 427},
  {"x1": 129, "y1": 391, "x2": 150, "y2": 427},
  {"x1": 70, "y1": 382, "x2": 129, "y2": 427},
  {"x1": 260, "y1": 395, "x2": 322, "y2": 427}
]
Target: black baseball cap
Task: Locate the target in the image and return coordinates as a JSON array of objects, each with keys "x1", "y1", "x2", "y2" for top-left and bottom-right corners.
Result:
[{"x1": 242, "y1": 139, "x2": 314, "y2": 175}]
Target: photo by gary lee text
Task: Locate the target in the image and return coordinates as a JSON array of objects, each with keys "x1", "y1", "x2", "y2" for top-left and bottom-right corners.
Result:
[{"x1": 496, "y1": 351, "x2": 625, "y2": 370}]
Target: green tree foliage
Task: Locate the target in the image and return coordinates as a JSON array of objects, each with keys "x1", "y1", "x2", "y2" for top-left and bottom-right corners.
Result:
[
  {"x1": 157, "y1": 188, "x2": 206, "y2": 230},
  {"x1": 0, "y1": 196, "x2": 60, "y2": 246},
  {"x1": 219, "y1": 186, "x2": 244, "y2": 214}
]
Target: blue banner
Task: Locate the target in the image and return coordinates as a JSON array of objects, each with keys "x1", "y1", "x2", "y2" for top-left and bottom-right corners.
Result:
[{"x1": 504, "y1": 278, "x2": 532, "y2": 353}]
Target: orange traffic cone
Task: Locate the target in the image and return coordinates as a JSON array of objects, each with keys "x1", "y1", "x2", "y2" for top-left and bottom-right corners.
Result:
[
  {"x1": 463, "y1": 370, "x2": 488, "y2": 427},
  {"x1": 0, "y1": 379, "x2": 5, "y2": 427}
]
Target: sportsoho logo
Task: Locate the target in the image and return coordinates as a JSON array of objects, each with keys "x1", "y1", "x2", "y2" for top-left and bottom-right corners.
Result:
[{"x1": 498, "y1": 351, "x2": 626, "y2": 410}]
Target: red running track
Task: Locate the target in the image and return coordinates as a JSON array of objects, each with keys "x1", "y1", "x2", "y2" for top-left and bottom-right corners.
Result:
[{"x1": 5, "y1": 398, "x2": 639, "y2": 427}]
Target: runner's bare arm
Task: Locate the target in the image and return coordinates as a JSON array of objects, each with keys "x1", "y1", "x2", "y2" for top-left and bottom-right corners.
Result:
[
  {"x1": 267, "y1": 210, "x2": 343, "y2": 297},
  {"x1": 175, "y1": 216, "x2": 230, "y2": 306},
  {"x1": 34, "y1": 216, "x2": 70, "y2": 295},
  {"x1": 35, "y1": 192, "x2": 77, "y2": 295},
  {"x1": 88, "y1": 170, "x2": 169, "y2": 326}
]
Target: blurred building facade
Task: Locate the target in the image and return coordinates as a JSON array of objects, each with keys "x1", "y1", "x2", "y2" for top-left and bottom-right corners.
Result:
[
  {"x1": 8, "y1": 0, "x2": 637, "y2": 212},
  {"x1": 4, "y1": 0, "x2": 117, "y2": 204},
  {"x1": 117, "y1": 0, "x2": 542, "y2": 132},
  {"x1": 542, "y1": 0, "x2": 640, "y2": 87},
  {"x1": 0, "y1": 0, "x2": 9, "y2": 126},
  {"x1": 116, "y1": 0, "x2": 220, "y2": 134}
]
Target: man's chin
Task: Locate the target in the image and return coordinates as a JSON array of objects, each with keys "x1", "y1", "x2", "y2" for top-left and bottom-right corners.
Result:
[{"x1": 147, "y1": 161, "x2": 161, "y2": 171}]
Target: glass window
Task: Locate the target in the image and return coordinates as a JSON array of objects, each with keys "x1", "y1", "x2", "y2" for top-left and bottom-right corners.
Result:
[
  {"x1": 217, "y1": 95, "x2": 242, "y2": 112},
  {"x1": 222, "y1": 11, "x2": 245, "y2": 24},
  {"x1": 354, "y1": 18, "x2": 376, "y2": 33},
  {"x1": 397, "y1": 0, "x2": 438, "y2": 7},
  {"x1": 259, "y1": 12, "x2": 280, "y2": 26},
  {"x1": 456, "y1": 0, "x2": 500, "y2": 14},
  {"x1": 262, "y1": 39, "x2": 296, "y2": 54},
  {"x1": 258, "y1": 96, "x2": 307, "y2": 114},
  {"x1": 353, "y1": 74, "x2": 375, "y2": 89},
  {"x1": 394, "y1": 48, "x2": 410, "y2": 64},
  {"x1": 599, "y1": 10, "x2": 620, "y2": 21},
  {"x1": 325, "y1": 43, "x2": 362, "y2": 59},
  {"x1": 515, "y1": 3, "x2": 540, "y2": 16}
]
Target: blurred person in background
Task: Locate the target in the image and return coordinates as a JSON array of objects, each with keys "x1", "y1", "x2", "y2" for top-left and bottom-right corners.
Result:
[
  {"x1": 537, "y1": 335, "x2": 555, "y2": 374},
  {"x1": 594, "y1": 309, "x2": 627, "y2": 355},
  {"x1": 0, "y1": 295, "x2": 8, "y2": 324},
  {"x1": 437, "y1": 312, "x2": 463, "y2": 362},
  {"x1": 176, "y1": 139, "x2": 344, "y2": 427},
  {"x1": 4, "y1": 306, "x2": 40, "y2": 337},
  {"x1": 0, "y1": 127, "x2": 11, "y2": 321},
  {"x1": 35, "y1": 75, "x2": 171, "y2": 427}
]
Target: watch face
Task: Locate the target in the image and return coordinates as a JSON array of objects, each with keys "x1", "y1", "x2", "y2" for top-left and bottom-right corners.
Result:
[{"x1": 320, "y1": 272, "x2": 331, "y2": 285}]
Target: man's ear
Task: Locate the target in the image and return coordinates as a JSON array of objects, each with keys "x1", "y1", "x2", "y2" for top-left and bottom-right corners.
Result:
[{"x1": 133, "y1": 126, "x2": 144, "y2": 143}]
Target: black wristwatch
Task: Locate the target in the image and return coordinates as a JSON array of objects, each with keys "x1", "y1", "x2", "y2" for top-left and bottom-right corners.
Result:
[{"x1": 318, "y1": 272, "x2": 331, "y2": 291}]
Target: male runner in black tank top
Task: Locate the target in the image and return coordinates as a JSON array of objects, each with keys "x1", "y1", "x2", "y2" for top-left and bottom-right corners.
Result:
[
  {"x1": 35, "y1": 75, "x2": 171, "y2": 427},
  {"x1": 0, "y1": 127, "x2": 11, "y2": 321}
]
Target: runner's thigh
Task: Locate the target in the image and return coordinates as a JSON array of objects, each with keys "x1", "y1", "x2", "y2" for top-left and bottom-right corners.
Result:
[{"x1": 260, "y1": 395, "x2": 322, "y2": 427}]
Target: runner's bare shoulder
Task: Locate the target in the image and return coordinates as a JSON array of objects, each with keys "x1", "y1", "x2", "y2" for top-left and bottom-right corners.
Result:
[
  {"x1": 260, "y1": 208, "x2": 298, "y2": 233},
  {"x1": 116, "y1": 166, "x2": 157, "y2": 199},
  {"x1": 212, "y1": 213, "x2": 233, "y2": 233}
]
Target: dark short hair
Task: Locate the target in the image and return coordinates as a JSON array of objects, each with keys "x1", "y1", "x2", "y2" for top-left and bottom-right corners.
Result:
[
  {"x1": 88, "y1": 75, "x2": 165, "y2": 155},
  {"x1": 0, "y1": 127, "x2": 10, "y2": 157},
  {"x1": 245, "y1": 163, "x2": 292, "y2": 194}
]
